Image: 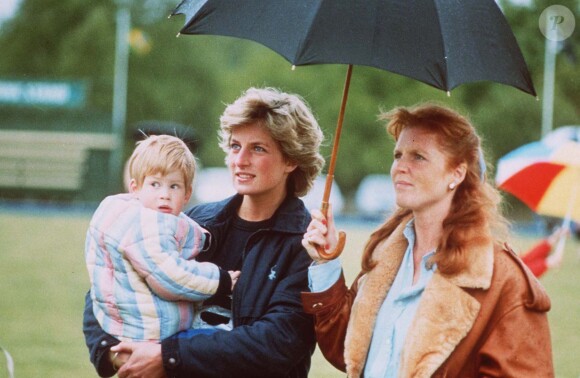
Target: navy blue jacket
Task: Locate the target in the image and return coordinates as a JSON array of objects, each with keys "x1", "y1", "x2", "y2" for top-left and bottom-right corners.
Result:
[{"x1": 83, "y1": 194, "x2": 316, "y2": 377}]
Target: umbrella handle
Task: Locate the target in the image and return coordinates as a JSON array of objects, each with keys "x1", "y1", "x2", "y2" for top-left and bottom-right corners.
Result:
[
  {"x1": 316, "y1": 201, "x2": 347, "y2": 260},
  {"x1": 315, "y1": 65, "x2": 353, "y2": 261},
  {"x1": 316, "y1": 231, "x2": 347, "y2": 260}
]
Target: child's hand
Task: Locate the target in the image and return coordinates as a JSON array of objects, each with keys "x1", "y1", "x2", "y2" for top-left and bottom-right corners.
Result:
[{"x1": 229, "y1": 270, "x2": 241, "y2": 291}]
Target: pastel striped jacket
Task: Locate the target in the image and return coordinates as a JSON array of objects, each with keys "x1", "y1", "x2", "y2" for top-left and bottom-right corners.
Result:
[{"x1": 85, "y1": 193, "x2": 220, "y2": 341}]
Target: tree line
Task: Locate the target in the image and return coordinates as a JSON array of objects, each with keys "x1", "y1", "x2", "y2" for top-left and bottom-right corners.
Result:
[{"x1": 0, "y1": 0, "x2": 578, "y2": 198}]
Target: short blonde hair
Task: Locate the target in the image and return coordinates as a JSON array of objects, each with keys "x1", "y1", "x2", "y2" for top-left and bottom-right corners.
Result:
[
  {"x1": 218, "y1": 87, "x2": 325, "y2": 197},
  {"x1": 128, "y1": 134, "x2": 196, "y2": 193}
]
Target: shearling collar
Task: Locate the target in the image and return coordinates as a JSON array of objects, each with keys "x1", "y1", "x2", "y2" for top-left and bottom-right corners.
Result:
[{"x1": 344, "y1": 216, "x2": 494, "y2": 378}]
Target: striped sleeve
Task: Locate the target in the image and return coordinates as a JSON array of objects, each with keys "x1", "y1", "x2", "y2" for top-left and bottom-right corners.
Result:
[
  {"x1": 120, "y1": 206, "x2": 221, "y2": 302},
  {"x1": 176, "y1": 214, "x2": 208, "y2": 261}
]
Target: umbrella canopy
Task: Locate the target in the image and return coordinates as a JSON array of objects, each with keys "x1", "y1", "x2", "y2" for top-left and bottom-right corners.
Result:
[
  {"x1": 172, "y1": 0, "x2": 536, "y2": 95},
  {"x1": 171, "y1": 0, "x2": 537, "y2": 259},
  {"x1": 496, "y1": 141, "x2": 580, "y2": 222},
  {"x1": 543, "y1": 125, "x2": 580, "y2": 148}
]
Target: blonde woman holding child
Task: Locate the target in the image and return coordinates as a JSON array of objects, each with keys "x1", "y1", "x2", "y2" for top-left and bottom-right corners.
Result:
[{"x1": 84, "y1": 87, "x2": 324, "y2": 377}]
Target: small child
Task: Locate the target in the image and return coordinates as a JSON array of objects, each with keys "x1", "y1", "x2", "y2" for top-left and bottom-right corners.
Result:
[{"x1": 85, "y1": 134, "x2": 239, "y2": 342}]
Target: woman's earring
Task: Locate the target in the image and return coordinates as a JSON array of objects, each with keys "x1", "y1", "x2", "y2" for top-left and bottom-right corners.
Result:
[{"x1": 449, "y1": 182, "x2": 456, "y2": 190}]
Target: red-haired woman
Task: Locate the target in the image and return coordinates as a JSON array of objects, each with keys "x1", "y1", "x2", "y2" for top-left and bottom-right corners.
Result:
[{"x1": 301, "y1": 104, "x2": 554, "y2": 377}]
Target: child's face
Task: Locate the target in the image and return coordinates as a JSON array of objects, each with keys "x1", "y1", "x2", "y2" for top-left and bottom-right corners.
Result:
[{"x1": 130, "y1": 170, "x2": 191, "y2": 216}]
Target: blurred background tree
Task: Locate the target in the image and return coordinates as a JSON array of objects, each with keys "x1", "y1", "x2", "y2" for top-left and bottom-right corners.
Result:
[{"x1": 0, "y1": 0, "x2": 578, "y2": 198}]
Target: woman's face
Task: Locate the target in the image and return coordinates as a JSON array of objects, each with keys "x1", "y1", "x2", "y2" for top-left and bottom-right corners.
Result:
[
  {"x1": 226, "y1": 122, "x2": 297, "y2": 201},
  {"x1": 390, "y1": 126, "x2": 464, "y2": 216}
]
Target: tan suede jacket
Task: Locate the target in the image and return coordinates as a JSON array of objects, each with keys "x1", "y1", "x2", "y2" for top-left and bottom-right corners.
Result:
[{"x1": 302, "y1": 220, "x2": 554, "y2": 378}]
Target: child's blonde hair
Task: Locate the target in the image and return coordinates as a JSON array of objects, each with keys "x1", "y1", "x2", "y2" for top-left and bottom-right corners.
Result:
[{"x1": 128, "y1": 134, "x2": 196, "y2": 193}]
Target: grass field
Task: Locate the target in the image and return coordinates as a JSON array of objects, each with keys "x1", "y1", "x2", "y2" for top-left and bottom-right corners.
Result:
[{"x1": 0, "y1": 211, "x2": 578, "y2": 377}]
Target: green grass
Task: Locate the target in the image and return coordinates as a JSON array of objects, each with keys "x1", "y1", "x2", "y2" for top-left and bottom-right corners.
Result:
[
  {"x1": 0, "y1": 212, "x2": 94, "y2": 377},
  {"x1": 0, "y1": 213, "x2": 578, "y2": 377}
]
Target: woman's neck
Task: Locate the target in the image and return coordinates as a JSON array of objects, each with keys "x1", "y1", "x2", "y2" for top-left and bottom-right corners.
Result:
[
  {"x1": 413, "y1": 219, "x2": 442, "y2": 257},
  {"x1": 412, "y1": 208, "x2": 448, "y2": 259},
  {"x1": 237, "y1": 190, "x2": 287, "y2": 222},
  {"x1": 411, "y1": 212, "x2": 444, "y2": 285}
]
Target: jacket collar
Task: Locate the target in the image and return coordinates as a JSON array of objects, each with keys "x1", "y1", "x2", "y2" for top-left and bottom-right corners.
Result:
[
  {"x1": 369, "y1": 216, "x2": 494, "y2": 289},
  {"x1": 188, "y1": 194, "x2": 309, "y2": 235}
]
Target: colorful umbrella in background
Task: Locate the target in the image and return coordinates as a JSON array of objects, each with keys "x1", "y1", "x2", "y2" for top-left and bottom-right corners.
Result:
[
  {"x1": 496, "y1": 140, "x2": 580, "y2": 220},
  {"x1": 496, "y1": 140, "x2": 580, "y2": 256},
  {"x1": 543, "y1": 125, "x2": 580, "y2": 148},
  {"x1": 171, "y1": 0, "x2": 537, "y2": 259}
]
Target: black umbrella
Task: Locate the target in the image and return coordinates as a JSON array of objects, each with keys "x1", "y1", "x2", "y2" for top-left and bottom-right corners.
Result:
[{"x1": 171, "y1": 0, "x2": 536, "y2": 259}]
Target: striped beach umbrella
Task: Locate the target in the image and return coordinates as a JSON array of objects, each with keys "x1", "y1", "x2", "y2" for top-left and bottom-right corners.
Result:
[{"x1": 496, "y1": 141, "x2": 580, "y2": 222}]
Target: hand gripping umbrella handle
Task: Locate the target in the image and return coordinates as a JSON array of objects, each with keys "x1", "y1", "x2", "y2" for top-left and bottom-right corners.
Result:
[
  {"x1": 315, "y1": 65, "x2": 353, "y2": 260},
  {"x1": 316, "y1": 201, "x2": 347, "y2": 260}
]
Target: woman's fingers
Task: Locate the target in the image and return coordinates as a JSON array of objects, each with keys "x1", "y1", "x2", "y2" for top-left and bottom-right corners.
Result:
[
  {"x1": 302, "y1": 235, "x2": 326, "y2": 263},
  {"x1": 326, "y1": 204, "x2": 337, "y2": 235},
  {"x1": 304, "y1": 230, "x2": 326, "y2": 248},
  {"x1": 111, "y1": 342, "x2": 136, "y2": 354},
  {"x1": 228, "y1": 270, "x2": 241, "y2": 280},
  {"x1": 306, "y1": 210, "x2": 327, "y2": 233},
  {"x1": 302, "y1": 207, "x2": 339, "y2": 263}
]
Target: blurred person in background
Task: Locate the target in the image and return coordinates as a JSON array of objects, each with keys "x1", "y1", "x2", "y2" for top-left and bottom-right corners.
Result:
[
  {"x1": 84, "y1": 87, "x2": 324, "y2": 377},
  {"x1": 521, "y1": 226, "x2": 568, "y2": 278},
  {"x1": 301, "y1": 103, "x2": 554, "y2": 377}
]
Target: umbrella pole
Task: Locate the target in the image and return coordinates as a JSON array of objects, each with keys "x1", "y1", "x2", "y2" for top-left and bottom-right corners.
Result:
[{"x1": 317, "y1": 65, "x2": 353, "y2": 260}]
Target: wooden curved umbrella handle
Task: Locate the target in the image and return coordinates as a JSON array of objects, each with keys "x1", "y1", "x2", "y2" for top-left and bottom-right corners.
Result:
[
  {"x1": 313, "y1": 65, "x2": 353, "y2": 261},
  {"x1": 316, "y1": 230, "x2": 346, "y2": 260},
  {"x1": 313, "y1": 201, "x2": 347, "y2": 260}
]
